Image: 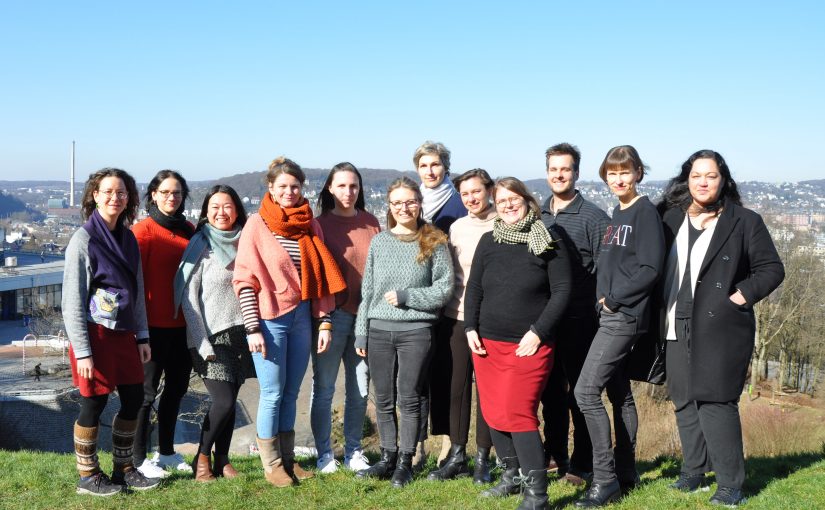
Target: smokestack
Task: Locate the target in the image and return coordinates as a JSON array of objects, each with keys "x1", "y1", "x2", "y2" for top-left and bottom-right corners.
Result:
[{"x1": 70, "y1": 141, "x2": 75, "y2": 207}]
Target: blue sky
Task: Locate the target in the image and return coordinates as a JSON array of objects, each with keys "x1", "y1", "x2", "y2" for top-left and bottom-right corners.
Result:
[{"x1": 1, "y1": 1, "x2": 823, "y2": 183}]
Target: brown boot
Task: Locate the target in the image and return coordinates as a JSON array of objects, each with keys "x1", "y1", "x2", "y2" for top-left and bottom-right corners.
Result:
[
  {"x1": 279, "y1": 430, "x2": 314, "y2": 481},
  {"x1": 256, "y1": 436, "x2": 295, "y2": 487},
  {"x1": 213, "y1": 453, "x2": 239, "y2": 479},
  {"x1": 193, "y1": 453, "x2": 217, "y2": 482}
]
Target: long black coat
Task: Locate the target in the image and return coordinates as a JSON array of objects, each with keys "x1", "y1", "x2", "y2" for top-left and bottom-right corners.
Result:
[{"x1": 661, "y1": 203, "x2": 784, "y2": 403}]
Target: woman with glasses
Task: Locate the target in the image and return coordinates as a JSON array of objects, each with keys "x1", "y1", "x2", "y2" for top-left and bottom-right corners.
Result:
[
  {"x1": 427, "y1": 169, "x2": 496, "y2": 484},
  {"x1": 354, "y1": 176, "x2": 454, "y2": 488},
  {"x1": 573, "y1": 146, "x2": 665, "y2": 508},
  {"x1": 132, "y1": 170, "x2": 196, "y2": 479},
  {"x1": 464, "y1": 177, "x2": 572, "y2": 510},
  {"x1": 176, "y1": 185, "x2": 252, "y2": 482},
  {"x1": 64, "y1": 168, "x2": 160, "y2": 496},
  {"x1": 234, "y1": 156, "x2": 346, "y2": 487},
  {"x1": 311, "y1": 163, "x2": 381, "y2": 474}
]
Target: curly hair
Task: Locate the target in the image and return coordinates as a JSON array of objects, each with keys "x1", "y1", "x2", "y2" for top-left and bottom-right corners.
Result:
[
  {"x1": 660, "y1": 149, "x2": 741, "y2": 214},
  {"x1": 386, "y1": 176, "x2": 448, "y2": 263},
  {"x1": 80, "y1": 168, "x2": 140, "y2": 225}
]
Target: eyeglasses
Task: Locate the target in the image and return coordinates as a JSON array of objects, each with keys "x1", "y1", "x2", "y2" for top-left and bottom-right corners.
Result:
[
  {"x1": 495, "y1": 197, "x2": 524, "y2": 208},
  {"x1": 390, "y1": 200, "x2": 420, "y2": 210},
  {"x1": 157, "y1": 190, "x2": 182, "y2": 198},
  {"x1": 97, "y1": 189, "x2": 128, "y2": 200}
]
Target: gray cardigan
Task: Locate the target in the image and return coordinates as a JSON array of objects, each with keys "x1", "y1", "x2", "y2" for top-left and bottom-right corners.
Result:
[
  {"x1": 181, "y1": 247, "x2": 244, "y2": 360},
  {"x1": 354, "y1": 231, "x2": 454, "y2": 349}
]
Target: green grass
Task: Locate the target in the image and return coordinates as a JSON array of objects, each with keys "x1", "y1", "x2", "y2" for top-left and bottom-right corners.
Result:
[{"x1": 2, "y1": 450, "x2": 824, "y2": 510}]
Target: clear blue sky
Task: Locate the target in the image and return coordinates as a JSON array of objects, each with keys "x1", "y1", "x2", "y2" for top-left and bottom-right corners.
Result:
[{"x1": 1, "y1": 1, "x2": 823, "y2": 183}]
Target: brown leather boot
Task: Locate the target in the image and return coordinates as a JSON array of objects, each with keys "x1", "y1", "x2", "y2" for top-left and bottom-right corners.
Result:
[
  {"x1": 193, "y1": 453, "x2": 217, "y2": 482},
  {"x1": 213, "y1": 453, "x2": 239, "y2": 479},
  {"x1": 280, "y1": 430, "x2": 314, "y2": 481},
  {"x1": 256, "y1": 436, "x2": 295, "y2": 487}
]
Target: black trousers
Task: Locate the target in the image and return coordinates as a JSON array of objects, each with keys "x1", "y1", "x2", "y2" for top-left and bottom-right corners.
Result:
[
  {"x1": 133, "y1": 326, "x2": 192, "y2": 463},
  {"x1": 669, "y1": 318, "x2": 745, "y2": 489},
  {"x1": 428, "y1": 317, "x2": 492, "y2": 448},
  {"x1": 540, "y1": 312, "x2": 597, "y2": 473}
]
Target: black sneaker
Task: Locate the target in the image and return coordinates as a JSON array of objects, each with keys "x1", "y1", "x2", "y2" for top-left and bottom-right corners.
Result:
[
  {"x1": 112, "y1": 469, "x2": 162, "y2": 491},
  {"x1": 669, "y1": 473, "x2": 709, "y2": 493},
  {"x1": 76, "y1": 472, "x2": 123, "y2": 497},
  {"x1": 710, "y1": 486, "x2": 746, "y2": 507}
]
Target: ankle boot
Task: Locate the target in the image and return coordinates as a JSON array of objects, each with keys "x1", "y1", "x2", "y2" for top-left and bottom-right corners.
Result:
[
  {"x1": 472, "y1": 447, "x2": 492, "y2": 485},
  {"x1": 391, "y1": 452, "x2": 415, "y2": 488},
  {"x1": 213, "y1": 453, "x2": 239, "y2": 479},
  {"x1": 279, "y1": 430, "x2": 313, "y2": 481},
  {"x1": 74, "y1": 421, "x2": 101, "y2": 478},
  {"x1": 481, "y1": 456, "x2": 521, "y2": 498},
  {"x1": 574, "y1": 479, "x2": 622, "y2": 508},
  {"x1": 193, "y1": 453, "x2": 216, "y2": 482},
  {"x1": 256, "y1": 436, "x2": 295, "y2": 487},
  {"x1": 356, "y1": 449, "x2": 397, "y2": 480},
  {"x1": 427, "y1": 443, "x2": 469, "y2": 481},
  {"x1": 517, "y1": 469, "x2": 549, "y2": 510}
]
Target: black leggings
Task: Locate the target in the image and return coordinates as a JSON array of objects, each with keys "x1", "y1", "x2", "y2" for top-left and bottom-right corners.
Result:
[
  {"x1": 489, "y1": 428, "x2": 545, "y2": 473},
  {"x1": 134, "y1": 327, "x2": 192, "y2": 462},
  {"x1": 199, "y1": 379, "x2": 241, "y2": 456},
  {"x1": 77, "y1": 383, "x2": 144, "y2": 427}
]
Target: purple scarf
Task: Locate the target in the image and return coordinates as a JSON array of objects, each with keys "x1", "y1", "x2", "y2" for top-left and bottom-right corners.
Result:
[{"x1": 83, "y1": 210, "x2": 141, "y2": 331}]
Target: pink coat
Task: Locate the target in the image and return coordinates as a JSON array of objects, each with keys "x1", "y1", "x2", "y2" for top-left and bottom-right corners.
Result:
[{"x1": 233, "y1": 213, "x2": 335, "y2": 319}]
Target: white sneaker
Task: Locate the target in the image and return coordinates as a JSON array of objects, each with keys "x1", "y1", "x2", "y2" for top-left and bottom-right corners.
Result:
[
  {"x1": 136, "y1": 458, "x2": 169, "y2": 479},
  {"x1": 344, "y1": 450, "x2": 371, "y2": 471},
  {"x1": 152, "y1": 452, "x2": 193, "y2": 473},
  {"x1": 316, "y1": 452, "x2": 339, "y2": 474}
]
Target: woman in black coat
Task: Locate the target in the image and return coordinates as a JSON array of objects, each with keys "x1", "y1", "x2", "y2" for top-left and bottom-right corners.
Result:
[{"x1": 659, "y1": 150, "x2": 784, "y2": 507}]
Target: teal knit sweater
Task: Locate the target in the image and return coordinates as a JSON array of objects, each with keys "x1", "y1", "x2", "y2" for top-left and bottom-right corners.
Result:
[{"x1": 354, "y1": 231, "x2": 454, "y2": 349}]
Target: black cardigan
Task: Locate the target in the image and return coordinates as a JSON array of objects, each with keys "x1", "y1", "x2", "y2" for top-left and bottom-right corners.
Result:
[{"x1": 463, "y1": 230, "x2": 572, "y2": 344}]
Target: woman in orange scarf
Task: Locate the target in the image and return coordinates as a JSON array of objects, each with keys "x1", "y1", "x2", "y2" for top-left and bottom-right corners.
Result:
[{"x1": 233, "y1": 156, "x2": 345, "y2": 487}]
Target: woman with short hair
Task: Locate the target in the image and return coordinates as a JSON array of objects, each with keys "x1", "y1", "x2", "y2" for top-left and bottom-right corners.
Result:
[{"x1": 465, "y1": 177, "x2": 572, "y2": 509}]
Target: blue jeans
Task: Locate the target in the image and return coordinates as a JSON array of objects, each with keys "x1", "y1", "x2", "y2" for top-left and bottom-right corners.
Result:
[
  {"x1": 310, "y1": 309, "x2": 369, "y2": 457},
  {"x1": 252, "y1": 300, "x2": 312, "y2": 439}
]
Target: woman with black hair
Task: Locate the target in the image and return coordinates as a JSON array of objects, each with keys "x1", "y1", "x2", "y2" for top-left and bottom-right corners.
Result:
[
  {"x1": 132, "y1": 170, "x2": 196, "y2": 478},
  {"x1": 64, "y1": 168, "x2": 160, "y2": 495},
  {"x1": 175, "y1": 185, "x2": 253, "y2": 482},
  {"x1": 659, "y1": 150, "x2": 783, "y2": 507},
  {"x1": 311, "y1": 163, "x2": 380, "y2": 473}
]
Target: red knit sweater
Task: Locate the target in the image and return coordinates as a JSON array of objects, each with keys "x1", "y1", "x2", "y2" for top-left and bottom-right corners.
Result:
[{"x1": 133, "y1": 217, "x2": 192, "y2": 328}]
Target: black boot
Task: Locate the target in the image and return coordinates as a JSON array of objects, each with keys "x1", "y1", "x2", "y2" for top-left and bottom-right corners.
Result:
[
  {"x1": 356, "y1": 449, "x2": 397, "y2": 480},
  {"x1": 427, "y1": 444, "x2": 469, "y2": 481},
  {"x1": 480, "y1": 456, "x2": 521, "y2": 498},
  {"x1": 516, "y1": 469, "x2": 549, "y2": 510},
  {"x1": 574, "y1": 479, "x2": 622, "y2": 508},
  {"x1": 472, "y1": 447, "x2": 492, "y2": 485},
  {"x1": 391, "y1": 452, "x2": 414, "y2": 488}
]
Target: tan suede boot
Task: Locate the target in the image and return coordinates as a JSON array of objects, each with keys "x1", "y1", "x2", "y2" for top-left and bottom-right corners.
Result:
[
  {"x1": 256, "y1": 436, "x2": 295, "y2": 487},
  {"x1": 279, "y1": 430, "x2": 314, "y2": 481}
]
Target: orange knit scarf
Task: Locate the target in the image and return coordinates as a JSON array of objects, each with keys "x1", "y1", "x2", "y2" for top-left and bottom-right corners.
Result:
[{"x1": 259, "y1": 193, "x2": 346, "y2": 300}]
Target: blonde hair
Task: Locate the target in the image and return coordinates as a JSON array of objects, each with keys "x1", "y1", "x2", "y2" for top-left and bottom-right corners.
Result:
[
  {"x1": 413, "y1": 141, "x2": 451, "y2": 173},
  {"x1": 386, "y1": 177, "x2": 448, "y2": 263}
]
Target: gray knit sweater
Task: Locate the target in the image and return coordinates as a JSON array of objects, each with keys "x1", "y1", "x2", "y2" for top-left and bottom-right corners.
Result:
[
  {"x1": 354, "y1": 231, "x2": 454, "y2": 349},
  {"x1": 181, "y1": 247, "x2": 245, "y2": 360}
]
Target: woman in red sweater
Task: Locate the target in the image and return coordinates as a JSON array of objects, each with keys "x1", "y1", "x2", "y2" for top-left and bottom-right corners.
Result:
[{"x1": 132, "y1": 170, "x2": 196, "y2": 478}]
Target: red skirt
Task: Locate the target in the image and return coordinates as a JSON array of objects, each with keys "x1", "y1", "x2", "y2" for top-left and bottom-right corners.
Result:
[
  {"x1": 69, "y1": 322, "x2": 144, "y2": 397},
  {"x1": 473, "y1": 338, "x2": 554, "y2": 432}
]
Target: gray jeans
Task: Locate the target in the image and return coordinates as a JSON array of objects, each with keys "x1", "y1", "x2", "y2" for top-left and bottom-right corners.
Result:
[
  {"x1": 573, "y1": 309, "x2": 639, "y2": 484},
  {"x1": 367, "y1": 326, "x2": 432, "y2": 454}
]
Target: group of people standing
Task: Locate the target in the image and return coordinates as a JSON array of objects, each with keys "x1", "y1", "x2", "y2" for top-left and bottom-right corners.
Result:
[{"x1": 63, "y1": 140, "x2": 783, "y2": 509}]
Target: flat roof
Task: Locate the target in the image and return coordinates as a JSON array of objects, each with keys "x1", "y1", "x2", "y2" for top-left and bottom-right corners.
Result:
[{"x1": 0, "y1": 261, "x2": 64, "y2": 291}]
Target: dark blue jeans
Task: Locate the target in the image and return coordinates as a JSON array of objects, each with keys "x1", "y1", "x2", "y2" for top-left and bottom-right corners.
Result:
[
  {"x1": 573, "y1": 309, "x2": 639, "y2": 484},
  {"x1": 367, "y1": 326, "x2": 432, "y2": 454}
]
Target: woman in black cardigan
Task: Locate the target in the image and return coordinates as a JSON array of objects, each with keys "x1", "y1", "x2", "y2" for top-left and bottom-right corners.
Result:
[{"x1": 659, "y1": 150, "x2": 784, "y2": 507}]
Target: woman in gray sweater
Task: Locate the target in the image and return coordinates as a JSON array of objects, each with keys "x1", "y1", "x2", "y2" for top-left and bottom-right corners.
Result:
[
  {"x1": 354, "y1": 176, "x2": 454, "y2": 488},
  {"x1": 175, "y1": 185, "x2": 252, "y2": 482}
]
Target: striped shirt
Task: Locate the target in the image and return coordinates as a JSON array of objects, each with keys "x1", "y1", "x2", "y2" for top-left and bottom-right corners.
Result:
[
  {"x1": 541, "y1": 191, "x2": 610, "y2": 316},
  {"x1": 275, "y1": 235, "x2": 302, "y2": 280}
]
